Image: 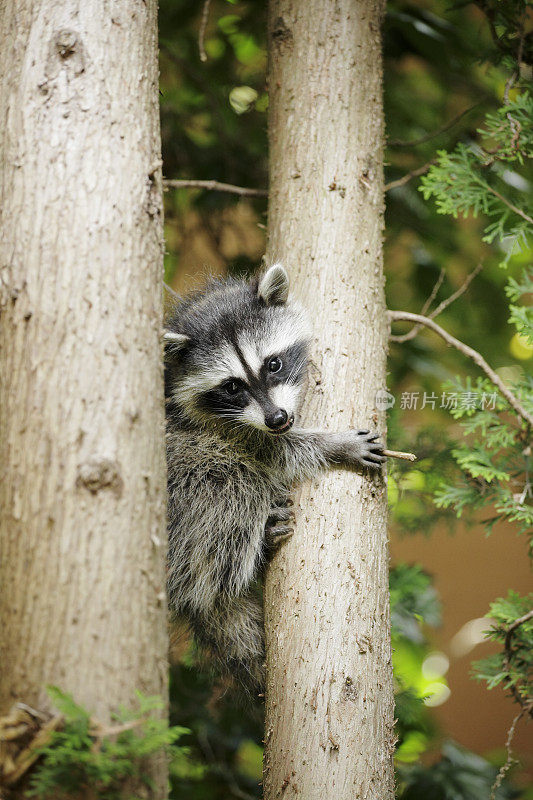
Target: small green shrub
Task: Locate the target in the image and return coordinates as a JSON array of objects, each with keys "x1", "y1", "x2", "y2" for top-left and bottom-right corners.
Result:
[{"x1": 29, "y1": 687, "x2": 190, "y2": 800}]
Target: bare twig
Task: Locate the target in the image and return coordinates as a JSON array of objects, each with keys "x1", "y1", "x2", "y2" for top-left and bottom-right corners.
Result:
[
  {"x1": 490, "y1": 709, "x2": 525, "y2": 800},
  {"x1": 90, "y1": 718, "x2": 144, "y2": 738},
  {"x1": 383, "y1": 449, "x2": 417, "y2": 462},
  {"x1": 482, "y1": 3, "x2": 508, "y2": 56},
  {"x1": 502, "y1": 608, "x2": 533, "y2": 716},
  {"x1": 388, "y1": 104, "x2": 481, "y2": 148},
  {"x1": 429, "y1": 262, "x2": 484, "y2": 319},
  {"x1": 419, "y1": 269, "x2": 446, "y2": 315},
  {"x1": 164, "y1": 167, "x2": 440, "y2": 198},
  {"x1": 198, "y1": 0, "x2": 212, "y2": 62},
  {"x1": 14, "y1": 703, "x2": 49, "y2": 722},
  {"x1": 390, "y1": 269, "x2": 445, "y2": 343},
  {"x1": 164, "y1": 282, "x2": 179, "y2": 300},
  {"x1": 505, "y1": 608, "x2": 533, "y2": 641},
  {"x1": 485, "y1": 182, "x2": 533, "y2": 226},
  {"x1": 2, "y1": 714, "x2": 64, "y2": 786},
  {"x1": 388, "y1": 309, "x2": 533, "y2": 428},
  {"x1": 384, "y1": 160, "x2": 435, "y2": 192},
  {"x1": 390, "y1": 263, "x2": 483, "y2": 344},
  {"x1": 163, "y1": 179, "x2": 268, "y2": 198}
]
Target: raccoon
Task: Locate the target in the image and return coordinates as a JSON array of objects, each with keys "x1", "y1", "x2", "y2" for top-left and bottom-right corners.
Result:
[{"x1": 164, "y1": 264, "x2": 385, "y2": 692}]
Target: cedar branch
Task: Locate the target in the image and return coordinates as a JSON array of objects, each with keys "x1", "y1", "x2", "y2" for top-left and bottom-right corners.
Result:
[
  {"x1": 501, "y1": 609, "x2": 533, "y2": 718},
  {"x1": 490, "y1": 709, "x2": 525, "y2": 800}
]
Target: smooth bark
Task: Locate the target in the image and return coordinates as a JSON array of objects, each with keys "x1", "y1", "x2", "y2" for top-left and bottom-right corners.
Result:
[
  {"x1": 0, "y1": 1, "x2": 167, "y2": 795},
  {"x1": 264, "y1": 1, "x2": 394, "y2": 798}
]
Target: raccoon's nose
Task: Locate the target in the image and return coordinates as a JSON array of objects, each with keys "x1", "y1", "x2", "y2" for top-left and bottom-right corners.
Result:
[{"x1": 265, "y1": 408, "x2": 288, "y2": 430}]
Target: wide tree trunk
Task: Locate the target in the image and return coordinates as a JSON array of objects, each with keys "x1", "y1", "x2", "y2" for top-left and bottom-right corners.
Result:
[
  {"x1": 0, "y1": 1, "x2": 167, "y2": 794},
  {"x1": 264, "y1": 2, "x2": 394, "y2": 798}
]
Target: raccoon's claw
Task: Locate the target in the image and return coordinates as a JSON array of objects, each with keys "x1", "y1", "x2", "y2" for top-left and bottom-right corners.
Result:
[
  {"x1": 273, "y1": 495, "x2": 293, "y2": 507},
  {"x1": 265, "y1": 495, "x2": 295, "y2": 549},
  {"x1": 353, "y1": 430, "x2": 386, "y2": 470},
  {"x1": 265, "y1": 525, "x2": 294, "y2": 549},
  {"x1": 267, "y1": 506, "x2": 294, "y2": 526}
]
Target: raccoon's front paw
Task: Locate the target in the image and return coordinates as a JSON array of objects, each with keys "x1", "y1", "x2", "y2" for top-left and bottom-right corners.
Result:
[{"x1": 345, "y1": 430, "x2": 386, "y2": 470}]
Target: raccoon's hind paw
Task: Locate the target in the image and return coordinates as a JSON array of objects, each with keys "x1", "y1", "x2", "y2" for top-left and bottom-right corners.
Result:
[
  {"x1": 267, "y1": 504, "x2": 294, "y2": 526},
  {"x1": 266, "y1": 525, "x2": 294, "y2": 549},
  {"x1": 265, "y1": 498, "x2": 295, "y2": 549}
]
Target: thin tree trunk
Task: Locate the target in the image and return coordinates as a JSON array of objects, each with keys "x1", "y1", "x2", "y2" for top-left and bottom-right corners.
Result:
[
  {"x1": 263, "y1": 2, "x2": 394, "y2": 798},
  {"x1": 0, "y1": 1, "x2": 167, "y2": 795}
]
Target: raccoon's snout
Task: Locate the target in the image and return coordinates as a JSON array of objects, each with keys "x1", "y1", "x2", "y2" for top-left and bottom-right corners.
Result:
[
  {"x1": 265, "y1": 408, "x2": 287, "y2": 430},
  {"x1": 265, "y1": 408, "x2": 294, "y2": 433}
]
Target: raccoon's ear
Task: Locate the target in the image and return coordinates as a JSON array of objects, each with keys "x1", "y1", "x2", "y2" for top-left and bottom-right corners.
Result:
[
  {"x1": 163, "y1": 331, "x2": 190, "y2": 350},
  {"x1": 257, "y1": 263, "x2": 289, "y2": 306}
]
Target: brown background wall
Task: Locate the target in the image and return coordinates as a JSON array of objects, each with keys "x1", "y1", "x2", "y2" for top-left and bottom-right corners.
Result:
[{"x1": 392, "y1": 519, "x2": 532, "y2": 777}]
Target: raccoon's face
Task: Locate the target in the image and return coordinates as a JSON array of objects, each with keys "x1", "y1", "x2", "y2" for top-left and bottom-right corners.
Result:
[{"x1": 165, "y1": 265, "x2": 310, "y2": 435}]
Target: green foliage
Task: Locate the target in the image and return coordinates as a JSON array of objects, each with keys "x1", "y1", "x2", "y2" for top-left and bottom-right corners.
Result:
[
  {"x1": 471, "y1": 0, "x2": 533, "y2": 68},
  {"x1": 416, "y1": 3, "x2": 532, "y2": 268},
  {"x1": 390, "y1": 565, "x2": 442, "y2": 763},
  {"x1": 473, "y1": 591, "x2": 533, "y2": 708},
  {"x1": 388, "y1": 2, "x2": 532, "y2": 793},
  {"x1": 415, "y1": 0, "x2": 533, "y2": 771},
  {"x1": 431, "y1": 286, "x2": 532, "y2": 542},
  {"x1": 420, "y1": 97, "x2": 533, "y2": 266},
  {"x1": 168, "y1": 656, "x2": 264, "y2": 799},
  {"x1": 397, "y1": 740, "x2": 519, "y2": 800},
  {"x1": 29, "y1": 688, "x2": 189, "y2": 800},
  {"x1": 386, "y1": 416, "x2": 458, "y2": 536},
  {"x1": 506, "y1": 267, "x2": 533, "y2": 344},
  {"x1": 390, "y1": 563, "x2": 441, "y2": 643},
  {"x1": 482, "y1": 96, "x2": 533, "y2": 164}
]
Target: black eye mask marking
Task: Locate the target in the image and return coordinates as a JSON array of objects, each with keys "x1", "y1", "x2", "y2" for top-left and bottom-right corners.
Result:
[
  {"x1": 200, "y1": 383, "x2": 250, "y2": 414},
  {"x1": 197, "y1": 339, "x2": 309, "y2": 422},
  {"x1": 261, "y1": 342, "x2": 308, "y2": 386}
]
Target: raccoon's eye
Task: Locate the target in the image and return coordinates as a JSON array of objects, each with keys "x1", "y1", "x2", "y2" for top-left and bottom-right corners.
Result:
[
  {"x1": 268, "y1": 356, "x2": 282, "y2": 373},
  {"x1": 223, "y1": 380, "x2": 241, "y2": 396}
]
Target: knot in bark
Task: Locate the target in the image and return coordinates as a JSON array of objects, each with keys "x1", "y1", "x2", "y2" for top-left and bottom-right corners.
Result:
[
  {"x1": 55, "y1": 29, "x2": 78, "y2": 58},
  {"x1": 77, "y1": 458, "x2": 123, "y2": 496}
]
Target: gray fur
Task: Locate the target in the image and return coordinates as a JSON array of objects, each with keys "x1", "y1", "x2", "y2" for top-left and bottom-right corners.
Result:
[
  {"x1": 165, "y1": 265, "x2": 385, "y2": 692},
  {"x1": 257, "y1": 262, "x2": 289, "y2": 305}
]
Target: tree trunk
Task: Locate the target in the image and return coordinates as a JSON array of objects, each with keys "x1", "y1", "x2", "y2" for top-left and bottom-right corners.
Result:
[
  {"x1": 263, "y1": 2, "x2": 394, "y2": 798},
  {"x1": 0, "y1": 1, "x2": 167, "y2": 795}
]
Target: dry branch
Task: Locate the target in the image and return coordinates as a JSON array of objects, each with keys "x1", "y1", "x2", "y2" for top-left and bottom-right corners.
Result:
[
  {"x1": 198, "y1": 0, "x2": 212, "y2": 62},
  {"x1": 383, "y1": 449, "x2": 417, "y2": 462},
  {"x1": 388, "y1": 310, "x2": 533, "y2": 428},
  {"x1": 163, "y1": 178, "x2": 267, "y2": 197},
  {"x1": 390, "y1": 268, "x2": 445, "y2": 343},
  {"x1": 388, "y1": 104, "x2": 481, "y2": 147},
  {"x1": 502, "y1": 608, "x2": 533, "y2": 717},
  {"x1": 384, "y1": 160, "x2": 435, "y2": 192},
  {"x1": 0, "y1": 711, "x2": 63, "y2": 787},
  {"x1": 390, "y1": 263, "x2": 483, "y2": 344},
  {"x1": 490, "y1": 709, "x2": 525, "y2": 800},
  {"x1": 163, "y1": 166, "x2": 438, "y2": 197},
  {"x1": 163, "y1": 282, "x2": 179, "y2": 300}
]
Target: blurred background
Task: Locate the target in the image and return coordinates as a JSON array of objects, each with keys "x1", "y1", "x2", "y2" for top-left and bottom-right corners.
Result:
[{"x1": 159, "y1": 1, "x2": 532, "y2": 797}]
